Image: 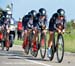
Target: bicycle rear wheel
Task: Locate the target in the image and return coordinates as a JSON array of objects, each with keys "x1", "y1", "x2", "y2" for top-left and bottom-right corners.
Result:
[
  {"x1": 40, "y1": 33, "x2": 46, "y2": 59},
  {"x1": 24, "y1": 37, "x2": 29, "y2": 55},
  {"x1": 56, "y1": 34, "x2": 64, "y2": 63},
  {"x1": 30, "y1": 33, "x2": 38, "y2": 57},
  {"x1": 49, "y1": 44, "x2": 55, "y2": 61},
  {"x1": 5, "y1": 40, "x2": 10, "y2": 51}
]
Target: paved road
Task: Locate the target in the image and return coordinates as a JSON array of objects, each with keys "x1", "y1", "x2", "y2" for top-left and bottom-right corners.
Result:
[{"x1": 0, "y1": 45, "x2": 75, "y2": 66}]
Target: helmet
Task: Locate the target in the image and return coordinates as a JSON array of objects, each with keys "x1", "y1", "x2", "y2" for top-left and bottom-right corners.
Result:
[
  {"x1": 28, "y1": 12, "x2": 31, "y2": 15},
  {"x1": 25, "y1": 15, "x2": 29, "y2": 20},
  {"x1": 36, "y1": 13, "x2": 40, "y2": 18},
  {"x1": 7, "y1": 10, "x2": 12, "y2": 15},
  {"x1": 31, "y1": 10, "x2": 37, "y2": 17},
  {"x1": 57, "y1": 8, "x2": 65, "y2": 17},
  {"x1": 39, "y1": 8, "x2": 46, "y2": 16},
  {"x1": 27, "y1": 12, "x2": 33, "y2": 19}
]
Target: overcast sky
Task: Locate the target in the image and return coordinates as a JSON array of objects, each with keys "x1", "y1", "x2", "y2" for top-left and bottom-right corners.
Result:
[{"x1": 0, "y1": 0, "x2": 75, "y2": 21}]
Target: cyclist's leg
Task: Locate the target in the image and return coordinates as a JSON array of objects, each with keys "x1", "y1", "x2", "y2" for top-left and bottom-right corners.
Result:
[
  {"x1": 48, "y1": 31, "x2": 54, "y2": 48},
  {"x1": 47, "y1": 26, "x2": 54, "y2": 57},
  {"x1": 33, "y1": 28, "x2": 38, "y2": 43},
  {"x1": 22, "y1": 29, "x2": 28, "y2": 49},
  {"x1": 40, "y1": 28, "x2": 47, "y2": 46},
  {"x1": 33, "y1": 27, "x2": 38, "y2": 47}
]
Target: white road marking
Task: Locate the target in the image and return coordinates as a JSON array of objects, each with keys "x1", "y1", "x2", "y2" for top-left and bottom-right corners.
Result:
[{"x1": 1, "y1": 62, "x2": 34, "y2": 64}]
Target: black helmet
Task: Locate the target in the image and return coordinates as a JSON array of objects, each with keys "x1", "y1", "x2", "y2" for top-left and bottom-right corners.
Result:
[
  {"x1": 28, "y1": 11, "x2": 33, "y2": 18},
  {"x1": 57, "y1": 8, "x2": 65, "y2": 16},
  {"x1": 25, "y1": 15, "x2": 29, "y2": 19},
  {"x1": 36, "y1": 13, "x2": 40, "y2": 18},
  {"x1": 24, "y1": 14, "x2": 30, "y2": 21},
  {"x1": 31, "y1": 10, "x2": 37, "y2": 17},
  {"x1": 39, "y1": 8, "x2": 46, "y2": 16},
  {"x1": 28, "y1": 12, "x2": 31, "y2": 15}
]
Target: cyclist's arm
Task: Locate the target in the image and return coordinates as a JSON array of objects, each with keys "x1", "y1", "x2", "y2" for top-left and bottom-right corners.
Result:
[
  {"x1": 44, "y1": 17, "x2": 47, "y2": 28},
  {"x1": 63, "y1": 19, "x2": 66, "y2": 32}
]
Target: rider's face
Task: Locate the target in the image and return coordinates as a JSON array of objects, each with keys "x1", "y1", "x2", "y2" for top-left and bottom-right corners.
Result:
[
  {"x1": 58, "y1": 16, "x2": 64, "y2": 20},
  {"x1": 40, "y1": 16, "x2": 45, "y2": 20},
  {"x1": 30, "y1": 16, "x2": 33, "y2": 20}
]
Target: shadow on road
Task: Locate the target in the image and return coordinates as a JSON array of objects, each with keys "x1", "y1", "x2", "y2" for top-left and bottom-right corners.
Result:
[{"x1": 0, "y1": 49, "x2": 49, "y2": 61}]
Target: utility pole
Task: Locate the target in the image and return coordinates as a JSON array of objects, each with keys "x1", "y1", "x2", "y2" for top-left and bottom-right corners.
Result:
[{"x1": 11, "y1": 3, "x2": 13, "y2": 15}]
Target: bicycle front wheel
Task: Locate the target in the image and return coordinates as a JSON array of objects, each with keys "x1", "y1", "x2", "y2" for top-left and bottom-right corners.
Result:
[
  {"x1": 56, "y1": 34, "x2": 64, "y2": 63},
  {"x1": 40, "y1": 33, "x2": 46, "y2": 59},
  {"x1": 30, "y1": 32, "x2": 38, "y2": 57},
  {"x1": 1, "y1": 41, "x2": 4, "y2": 50}
]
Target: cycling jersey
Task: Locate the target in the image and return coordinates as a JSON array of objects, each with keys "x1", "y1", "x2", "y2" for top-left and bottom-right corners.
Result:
[
  {"x1": 9, "y1": 18, "x2": 16, "y2": 31},
  {"x1": 27, "y1": 18, "x2": 33, "y2": 29},
  {"x1": 37, "y1": 15, "x2": 47, "y2": 29},
  {"x1": 22, "y1": 15, "x2": 38, "y2": 30},
  {"x1": 49, "y1": 13, "x2": 66, "y2": 31},
  {"x1": 22, "y1": 15, "x2": 30, "y2": 30}
]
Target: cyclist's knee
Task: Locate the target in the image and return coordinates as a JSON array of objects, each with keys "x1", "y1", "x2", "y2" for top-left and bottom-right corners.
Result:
[
  {"x1": 49, "y1": 31, "x2": 54, "y2": 40},
  {"x1": 24, "y1": 30, "x2": 27, "y2": 34}
]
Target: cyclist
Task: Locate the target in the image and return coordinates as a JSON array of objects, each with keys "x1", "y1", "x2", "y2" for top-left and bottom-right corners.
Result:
[
  {"x1": 0, "y1": 10, "x2": 8, "y2": 39},
  {"x1": 22, "y1": 14, "x2": 29, "y2": 49},
  {"x1": 0, "y1": 10, "x2": 6, "y2": 30},
  {"x1": 0, "y1": 10, "x2": 3, "y2": 27},
  {"x1": 4, "y1": 8, "x2": 16, "y2": 48},
  {"x1": 37, "y1": 8, "x2": 47, "y2": 47},
  {"x1": 22, "y1": 10, "x2": 37, "y2": 49},
  {"x1": 48, "y1": 8, "x2": 66, "y2": 58},
  {"x1": 30, "y1": 10, "x2": 38, "y2": 51}
]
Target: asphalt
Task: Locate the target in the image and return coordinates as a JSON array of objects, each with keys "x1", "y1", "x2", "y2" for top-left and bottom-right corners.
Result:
[{"x1": 0, "y1": 45, "x2": 75, "y2": 66}]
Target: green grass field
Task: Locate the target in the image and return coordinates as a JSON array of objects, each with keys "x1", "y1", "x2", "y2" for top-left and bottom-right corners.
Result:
[
  {"x1": 14, "y1": 30, "x2": 75, "y2": 53},
  {"x1": 64, "y1": 31, "x2": 75, "y2": 53}
]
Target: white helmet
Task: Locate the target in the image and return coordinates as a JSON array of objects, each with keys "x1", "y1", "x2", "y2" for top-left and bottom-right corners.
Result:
[{"x1": 7, "y1": 10, "x2": 12, "y2": 15}]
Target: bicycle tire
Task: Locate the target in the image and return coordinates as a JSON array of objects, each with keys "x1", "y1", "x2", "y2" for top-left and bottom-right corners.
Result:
[
  {"x1": 5, "y1": 40, "x2": 10, "y2": 51},
  {"x1": 30, "y1": 32, "x2": 38, "y2": 57},
  {"x1": 49, "y1": 33, "x2": 55, "y2": 61},
  {"x1": 1, "y1": 41, "x2": 4, "y2": 50},
  {"x1": 56, "y1": 34, "x2": 64, "y2": 63},
  {"x1": 24, "y1": 37, "x2": 30, "y2": 55},
  {"x1": 40, "y1": 33, "x2": 46, "y2": 59}
]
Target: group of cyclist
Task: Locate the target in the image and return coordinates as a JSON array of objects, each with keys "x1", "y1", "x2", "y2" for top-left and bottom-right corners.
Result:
[
  {"x1": 22, "y1": 8, "x2": 66, "y2": 58},
  {"x1": 0, "y1": 8, "x2": 16, "y2": 50},
  {"x1": 0, "y1": 6, "x2": 66, "y2": 57}
]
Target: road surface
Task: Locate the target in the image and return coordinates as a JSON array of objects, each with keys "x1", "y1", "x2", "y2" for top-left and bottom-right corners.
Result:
[{"x1": 0, "y1": 45, "x2": 75, "y2": 66}]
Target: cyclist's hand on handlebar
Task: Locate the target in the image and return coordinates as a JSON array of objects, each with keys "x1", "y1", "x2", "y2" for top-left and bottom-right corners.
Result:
[
  {"x1": 57, "y1": 29, "x2": 62, "y2": 33},
  {"x1": 34, "y1": 27, "x2": 37, "y2": 30},
  {"x1": 7, "y1": 29, "x2": 10, "y2": 33},
  {"x1": 62, "y1": 29, "x2": 65, "y2": 34},
  {"x1": 42, "y1": 25, "x2": 46, "y2": 29}
]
